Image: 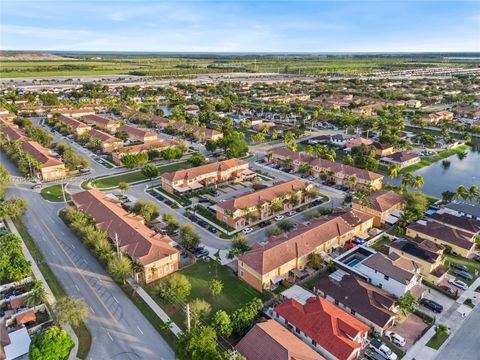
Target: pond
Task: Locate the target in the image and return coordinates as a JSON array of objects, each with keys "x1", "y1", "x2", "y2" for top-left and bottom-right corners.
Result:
[{"x1": 387, "y1": 145, "x2": 480, "y2": 198}]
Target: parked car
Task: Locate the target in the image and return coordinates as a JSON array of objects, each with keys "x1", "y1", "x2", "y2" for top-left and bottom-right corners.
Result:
[
  {"x1": 287, "y1": 210, "x2": 297, "y2": 216},
  {"x1": 208, "y1": 226, "x2": 217, "y2": 234},
  {"x1": 439, "y1": 285, "x2": 455, "y2": 295},
  {"x1": 194, "y1": 248, "x2": 210, "y2": 258},
  {"x1": 31, "y1": 183, "x2": 42, "y2": 189},
  {"x1": 385, "y1": 331, "x2": 406, "y2": 347},
  {"x1": 453, "y1": 270, "x2": 472, "y2": 281},
  {"x1": 369, "y1": 339, "x2": 397, "y2": 360},
  {"x1": 450, "y1": 278, "x2": 468, "y2": 290},
  {"x1": 242, "y1": 227, "x2": 253, "y2": 234},
  {"x1": 353, "y1": 238, "x2": 367, "y2": 245},
  {"x1": 473, "y1": 255, "x2": 480, "y2": 263},
  {"x1": 258, "y1": 221, "x2": 271, "y2": 228},
  {"x1": 274, "y1": 215, "x2": 284, "y2": 221},
  {"x1": 312, "y1": 199, "x2": 323, "y2": 206},
  {"x1": 450, "y1": 262, "x2": 468, "y2": 272},
  {"x1": 420, "y1": 298, "x2": 443, "y2": 313}
]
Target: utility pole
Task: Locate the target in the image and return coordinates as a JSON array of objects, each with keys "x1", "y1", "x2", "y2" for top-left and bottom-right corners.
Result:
[
  {"x1": 185, "y1": 303, "x2": 191, "y2": 331},
  {"x1": 115, "y1": 233, "x2": 120, "y2": 257}
]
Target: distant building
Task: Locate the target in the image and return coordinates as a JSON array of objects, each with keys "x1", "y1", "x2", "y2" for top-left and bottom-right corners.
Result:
[
  {"x1": 81, "y1": 114, "x2": 120, "y2": 133},
  {"x1": 442, "y1": 201, "x2": 480, "y2": 221},
  {"x1": 423, "y1": 111, "x2": 454, "y2": 125},
  {"x1": 58, "y1": 115, "x2": 91, "y2": 135},
  {"x1": 379, "y1": 151, "x2": 420, "y2": 169},
  {"x1": 117, "y1": 125, "x2": 158, "y2": 143}
]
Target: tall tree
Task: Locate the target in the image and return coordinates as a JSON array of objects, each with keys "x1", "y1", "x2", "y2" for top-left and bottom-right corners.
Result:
[{"x1": 54, "y1": 297, "x2": 90, "y2": 327}]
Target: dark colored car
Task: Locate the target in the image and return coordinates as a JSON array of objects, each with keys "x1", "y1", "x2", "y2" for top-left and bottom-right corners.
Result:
[
  {"x1": 450, "y1": 262, "x2": 468, "y2": 272},
  {"x1": 439, "y1": 285, "x2": 455, "y2": 295},
  {"x1": 453, "y1": 270, "x2": 472, "y2": 281},
  {"x1": 473, "y1": 255, "x2": 480, "y2": 263},
  {"x1": 208, "y1": 226, "x2": 217, "y2": 234},
  {"x1": 420, "y1": 298, "x2": 443, "y2": 313},
  {"x1": 194, "y1": 248, "x2": 210, "y2": 258}
]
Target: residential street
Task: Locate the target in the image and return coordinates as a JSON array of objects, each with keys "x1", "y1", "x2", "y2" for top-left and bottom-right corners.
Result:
[{"x1": 1, "y1": 156, "x2": 176, "y2": 360}]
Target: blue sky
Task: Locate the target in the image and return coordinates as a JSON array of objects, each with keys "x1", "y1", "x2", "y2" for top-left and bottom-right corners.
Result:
[{"x1": 1, "y1": 1, "x2": 479, "y2": 52}]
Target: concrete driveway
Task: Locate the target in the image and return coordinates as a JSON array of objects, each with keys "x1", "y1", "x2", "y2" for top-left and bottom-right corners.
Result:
[
  {"x1": 388, "y1": 313, "x2": 429, "y2": 350},
  {"x1": 419, "y1": 285, "x2": 456, "y2": 318}
]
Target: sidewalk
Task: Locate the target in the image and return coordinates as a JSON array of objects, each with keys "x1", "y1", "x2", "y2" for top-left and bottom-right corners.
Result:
[
  {"x1": 127, "y1": 279, "x2": 183, "y2": 337},
  {"x1": 6, "y1": 217, "x2": 80, "y2": 360},
  {"x1": 405, "y1": 277, "x2": 480, "y2": 360}
]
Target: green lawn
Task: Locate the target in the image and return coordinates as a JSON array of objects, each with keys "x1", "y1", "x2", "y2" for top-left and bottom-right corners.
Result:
[
  {"x1": 370, "y1": 236, "x2": 392, "y2": 251},
  {"x1": 426, "y1": 332, "x2": 449, "y2": 350},
  {"x1": 194, "y1": 205, "x2": 235, "y2": 232},
  {"x1": 445, "y1": 254, "x2": 480, "y2": 286},
  {"x1": 399, "y1": 145, "x2": 470, "y2": 174},
  {"x1": 301, "y1": 270, "x2": 330, "y2": 291},
  {"x1": 92, "y1": 161, "x2": 192, "y2": 188},
  {"x1": 146, "y1": 260, "x2": 262, "y2": 329},
  {"x1": 40, "y1": 185, "x2": 71, "y2": 202},
  {"x1": 12, "y1": 219, "x2": 91, "y2": 359}
]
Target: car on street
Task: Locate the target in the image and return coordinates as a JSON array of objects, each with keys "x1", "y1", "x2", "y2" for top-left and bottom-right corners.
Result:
[
  {"x1": 419, "y1": 298, "x2": 443, "y2": 313},
  {"x1": 450, "y1": 262, "x2": 468, "y2": 272},
  {"x1": 287, "y1": 210, "x2": 297, "y2": 216},
  {"x1": 473, "y1": 255, "x2": 480, "y2": 263},
  {"x1": 369, "y1": 339, "x2": 397, "y2": 360},
  {"x1": 31, "y1": 183, "x2": 42, "y2": 189},
  {"x1": 208, "y1": 226, "x2": 217, "y2": 234},
  {"x1": 385, "y1": 331, "x2": 406, "y2": 347},
  {"x1": 450, "y1": 278, "x2": 468, "y2": 290},
  {"x1": 242, "y1": 227, "x2": 253, "y2": 234},
  {"x1": 439, "y1": 285, "x2": 455, "y2": 295},
  {"x1": 258, "y1": 221, "x2": 272, "y2": 228},
  {"x1": 274, "y1": 215, "x2": 284, "y2": 221},
  {"x1": 312, "y1": 199, "x2": 323, "y2": 206},
  {"x1": 194, "y1": 248, "x2": 210, "y2": 258},
  {"x1": 453, "y1": 270, "x2": 472, "y2": 281}
]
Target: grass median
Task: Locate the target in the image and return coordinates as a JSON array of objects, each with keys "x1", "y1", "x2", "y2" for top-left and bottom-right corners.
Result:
[
  {"x1": 92, "y1": 161, "x2": 192, "y2": 189},
  {"x1": 40, "y1": 185, "x2": 71, "y2": 202},
  {"x1": 13, "y1": 218, "x2": 92, "y2": 359}
]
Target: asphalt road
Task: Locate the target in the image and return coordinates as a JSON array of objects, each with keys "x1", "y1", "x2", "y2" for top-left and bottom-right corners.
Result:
[
  {"x1": 436, "y1": 304, "x2": 480, "y2": 360},
  {"x1": 1, "y1": 156, "x2": 176, "y2": 360}
]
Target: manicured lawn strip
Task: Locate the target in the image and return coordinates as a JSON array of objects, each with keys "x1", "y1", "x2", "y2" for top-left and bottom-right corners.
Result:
[
  {"x1": 444, "y1": 254, "x2": 480, "y2": 286},
  {"x1": 426, "y1": 332, "x2": 449, "y2": 350},
  {"x1": 13, "y1": 218, "x2": 92, "y2": 359},
  {"x1": 370, "y1": 236, "x2": 392, "y2": 251},
  {"x1": 153, "y1": 186, "x2": 192, "y2": 207},
  {"x1": 194, "y1": 205, "x2": 235, "y2": 232},
  {"x1": 92, "y1": 161, "x2": 192, "y2": 188},
  {"x1": 399, "y1": 145, "x2": 470, "y2": 174},
  {"x1": 120, "y1": 283, "x2": 183, "y2": 358},
  {"x1": 40, "y1": 185, "x2": 71, "y2": 202},
  {"x1": 301, "y1": 270, "x2": 330, "y2": 291},
  {"x1": 146, "y1": 261, "x2": 263, "y2": 330}
]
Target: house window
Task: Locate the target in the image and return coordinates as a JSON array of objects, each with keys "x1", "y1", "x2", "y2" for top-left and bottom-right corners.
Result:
[
  {"x1": 334, "y1": 299, "x2": 339, "y2": 306},
  {"x1": 165, "y1": 266, "x2": 169, "y2": 273},
  {"x1": 169, "y1": 255, "x2": 172, "y2": 260},
  {"x1": 351, "y1": 310, "x2": 356, "y2": 316},
  {"x1": 170, "y1": 264, "x2": 174, "y2": 271},
  {"x1": 147, "y1": 273, "x2": 152, "y2": 280},
  {"x1": 240, "y1": 270, "x2": 244, "y2": 277},
  {"x1": 384, "y1": 275, "x2": 389, "y2": 281},
  {"x1": 312, "y1": 340, "x2": 317, "y2": 347},
  {"x1": 295, "y1": 327, "x2": 300, "y2": 334}
]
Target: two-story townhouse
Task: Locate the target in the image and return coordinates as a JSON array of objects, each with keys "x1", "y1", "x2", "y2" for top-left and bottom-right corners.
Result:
[
  {"x1": 273, "y1": 296, "x2": 369, "y2": 360},
  {"x1": 216, "y1": 179, "x2": 315, "y2": 230},
  {"x1": 71, "y1": 189, "x2": 179, "y2": 284},
  {"x1": 58, "y1": 115, "x2": 92, "y2": 135},
  {"x1": 112, "y1": 139, "x2": 178, "y2": 165},
  {"x1": 352, "y1": 191, "x2": 405, "y2": 227},
  {"x1": 117, "y1": 125, "x2": 158, "y2": 143},
  {"x1": 21, "y1": 141, "x2": 66, "y2": 181},
  {"x1": 237, "y1": 208, "x2": 374, "y2": 291},
  {"x1": 87, "y1": 128, "x2": 123, "y2": 153},
  {"x1": 81, "y1": 114, "x2": 120, "y2": 133}
]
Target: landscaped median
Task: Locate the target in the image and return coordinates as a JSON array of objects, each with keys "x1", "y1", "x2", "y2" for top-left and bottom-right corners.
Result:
[
  {"x1": 399, "y1": 144, "x2": 470, "y2": 174},
  {"x1": 88, "y1": 161, "x2": 193, "y2": 189},
  {"x1": 40, "y1": 184, "x2": 70, "y2": 202}
]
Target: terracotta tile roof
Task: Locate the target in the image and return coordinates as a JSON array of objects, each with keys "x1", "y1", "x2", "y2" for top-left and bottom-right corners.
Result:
[
  {"x1": 384, "y1": 151, "x2": 419, "y2": 163},
  {"x1": 58, "y1": 115, "x2": 90, "y2": 130},
  {"x1": 2, "y1": 126, "x2": 27, "y2": 142},
  {"x1": 71, "y1": 190, "x2": 178, "y2": 266},
  {"x1": 362, "y1": 252, "x2": 417, "y2": 284},
  {"x1": 235, "y1": 320, "x2": 325, "y2": 360},
  {"x1": 116, "y1": 139, "x2": 177, "y2": 155},
  {"x1": 239, "y1": 208, "x2": 373, "y2": 275},
  {"x1": 88, "y1": 128, "x2": 121, "y2": 143},
  {"x1": 373, "y1": 142, "x2": 394, "y2": 150},
  {"x1": 428, "y1": 212, "x2": 480, "y2": 235},
  {"x1": 274, "y1": 296, "x2": 369, "y2": 360},
  {"x1": 117, "y1": 125, "x2": 156, "y2": 139},
  {"x1": 218, "y1": 179, "x2": 310, "y2": 213},
  {"x1": 268, "y1": 147, "x2": 316, "y2": 163},
  {"x1": 162, "y1": 159, "x2": 247, "y2": 182},
  {"x1": 9, "y1": 296, "x2": 24, "y2": 310},
  {"x1": 315, "y1": 273, "x2": 396, "y2": 328},
  {"x1": 352, "y1": 191, "x2": 404, "y2": 212},
  {"x1": 173, "y1": 121, "x2": 223, "y2": 137},
  {"x1": 407, "y1": 221, "x2": 475, "y2": 250},
  {"x1": 81, "y1": 114, "x2": 117, "y2": 126},
  {"x1": 21, "y1": 141, "x2": 64, "y2": 168},
  {"x1": 15, "y1": 310, "x2": 36, "y2": 325}
]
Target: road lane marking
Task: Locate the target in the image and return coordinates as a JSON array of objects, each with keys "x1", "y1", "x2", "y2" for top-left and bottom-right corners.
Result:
[
  {"x1": 75, "y1": 284, "x2": 80, "y2": 292},
  {"x1": 40, "y1": 219, "x2": 118, "y2": 323},
  {"x1": 89, "y1": 306, "x2": 96, "y2": 315},
  {"x1": 105, "y1": 329, "x2": 114, "y2": 342},
  {"x1": 137, "y1": 326, "x2": 143, "y2": 335},
  {"x1": 113, "y1": 296, "x2": 119, "y2": 304}
]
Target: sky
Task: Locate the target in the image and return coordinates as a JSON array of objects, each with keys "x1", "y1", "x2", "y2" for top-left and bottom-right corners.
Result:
[{"x1": 0, "y1": 0, "x2": 479, "y2": 53}]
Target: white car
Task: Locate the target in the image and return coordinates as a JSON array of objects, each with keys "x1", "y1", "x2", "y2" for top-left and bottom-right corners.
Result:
[
  {"x1": 274, "y1": 215, "x2": 284, "y2": 221},
  {"x1": 385, "y1": 331, "x2": 406, "y2": 347},
  {"x1": 450, "y1": 278, "x2": 468, "y2": 290},
  {"x1": 287, "y1": 210, "x2": 297, "y2": 216},
  {"x1": 242, "y1": 227, "x2": 253, "y2": 234}
]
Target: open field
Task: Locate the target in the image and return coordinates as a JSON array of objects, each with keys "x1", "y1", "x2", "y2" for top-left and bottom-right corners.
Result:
[{"x1": 1, "y1": 53, "x2": 479, "y2": 78}]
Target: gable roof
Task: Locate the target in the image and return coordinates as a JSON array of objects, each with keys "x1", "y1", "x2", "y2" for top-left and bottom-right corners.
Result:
[
  {"x1": 117, "y1": 125, "x2": 157, "y2": 139},
  {"x1": 315, "y1": 273, "x2": 396, "y2": 328},
  {"x1": 407, "y1": 221, "x2": 475, "y2": 250},
  {"x1": 361, "y1": 252, "x2": 417, "y2": 284},
  {"x1": 239, "y1": 208, "x2": 373, "y2": 275},
  {"x1": 218, "y1": 179, "x2": 310, "y2": 212},
  {"x1": 71, "y1": 189, "x2": 178, "y2": 266},
  {"x1": 274, "y1": 297, "x2": 369, "y2": 360},
  {"x1": 384, "y1": 151, "x2": 419, "y2": 163},
  {"x1": 428, "y1": 212, "x2": 480, "y2": 235},
  {"x1": 81, "y1": 114, "x2": 117, "y2": 126},
  {"x1": 21, "y1": 141, "x2": 64, "y2": 168},
  {"x1": 390, "y1": 238, "x2": 443, "y2": 264},
  {"x1": 353, "y1": 191, "x2": 404, "y2": 212},
  {"x1": 88, "y1": 128, "x2": 121, "y2": 143},
  {"x1": 2, "y1": 126, "x2": 27, "y2": 142},
  {"x1": 162, "y1": 159, "x2": 247, "y2": 182},
  {"x1": 445, "y1": 202, "x2": 480, "y2": 218},
  {"x1": 235, "y1": 320, "x2": 325, "y2": 360},
  {"x1": 58, "y1": 115, "x2": 90, "y2": 130}
]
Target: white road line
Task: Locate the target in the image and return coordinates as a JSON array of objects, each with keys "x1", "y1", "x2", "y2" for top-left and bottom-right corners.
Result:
[
  {"x1": 113, "y1": 296, "x2": 119, "y2": 304},
  {"x1": 105, "y1": 329, "x2": 114, "y2": 342},
  {"x1": 75, "y1": 284, "x2": 80, "y2": 291},
  {"x1": 89, "y1": 306, "x2": 96, "y2": 315},
  {"x1": 137, "y1": 326, "x2": 144, "y2": 335},
  {"x1": 51, "y1": 250, "x2": 56, "y2": 256}
]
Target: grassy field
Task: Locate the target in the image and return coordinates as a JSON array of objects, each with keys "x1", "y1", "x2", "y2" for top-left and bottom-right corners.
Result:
[
  {"x1": 426, "y1": 331, "x2": 449, "y2": 350},
  {"x1": 92, "y1": 161, "x2": 192, "y2": 188},
  {"x1": 399, "y1": 145, "x2": 470, "y2": 174},
  {"x1": 146, "y1": 260, "x2": 261, "y2": 329},
  {"x1": 1, "y1": 54, "x2": 477, "y2": 78},
  {"x1": 40, "y1": 184, "x2": 71, "y2": 202},
  {"x1": 13, "y1": 218, "x2": 92, "y2": 359}
]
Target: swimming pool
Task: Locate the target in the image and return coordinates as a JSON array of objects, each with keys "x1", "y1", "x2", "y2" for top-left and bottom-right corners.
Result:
[
  {"x1": 425, "y1": 209, "x2": 437, "y2": 215},
  {"x1": 347, "y1": 258, "x2": 361, "y2": 267}
]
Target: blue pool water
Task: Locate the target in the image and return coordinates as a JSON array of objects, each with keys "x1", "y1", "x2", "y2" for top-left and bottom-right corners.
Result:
[{"x1": 347, "y1": 259, "x2": 361, "y2": 267}]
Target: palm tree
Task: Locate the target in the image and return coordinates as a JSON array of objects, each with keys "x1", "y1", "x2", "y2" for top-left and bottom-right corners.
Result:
[
  {"x1": 345, "y1": 175, "x2": 357, "y2": 189},
  {"x1": 401, "y1": 172, "x2": 414, "y2": 189},
  {"x1": 388, "y1": 164, "x2": 400, "y2": 179},
  {"x1": 412, "y1": 175, "x2": 424, "y2": 190},
  {"x1": 54, "y1": 297, "x2": 90, "y2": 326},
  {"x1": 467, "y1": 185, "x2": 479, "y2": 202},
  {"x1": 25, "y1": 281, "x2": 48, "y2": 307},
  {"x1": 455, "y1": 185, "x2": 469, "y2": 201}
]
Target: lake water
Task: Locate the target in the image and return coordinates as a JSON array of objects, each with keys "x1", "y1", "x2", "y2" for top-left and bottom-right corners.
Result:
[{"x1": 386, "y1": 146, "x2": 480, "y2": 198}]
